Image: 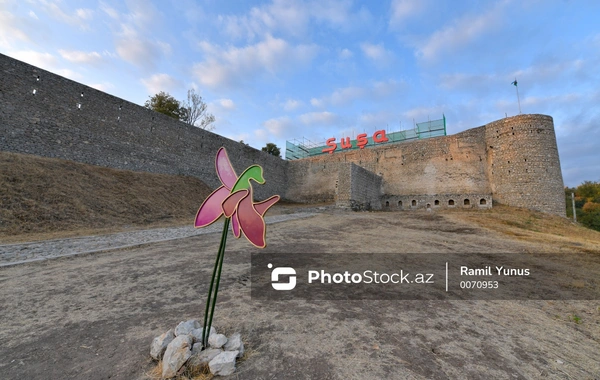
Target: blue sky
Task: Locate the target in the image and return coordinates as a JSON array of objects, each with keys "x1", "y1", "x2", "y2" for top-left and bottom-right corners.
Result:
[{"x1": 1, "y1": 0, "x2": 599, "y2": 187}]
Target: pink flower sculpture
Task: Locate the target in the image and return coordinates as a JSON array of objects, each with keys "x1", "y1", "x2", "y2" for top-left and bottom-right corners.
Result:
[{"x1": 194, "y1": 147, "x2": 280, "y2": 248}]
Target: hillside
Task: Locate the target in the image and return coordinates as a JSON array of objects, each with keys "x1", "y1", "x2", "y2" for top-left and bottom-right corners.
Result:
[{"x1": 0, "y1": 151, "x2": 212, "y2": 241}]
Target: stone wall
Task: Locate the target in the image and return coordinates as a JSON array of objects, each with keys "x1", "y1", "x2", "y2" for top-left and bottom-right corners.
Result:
[
  {"x1": 0, "y1": 53, "x2": 288, "y2": 200},
  {"x1": 382, "y1": 193, "x2": 492, "y2": 210},
  {"x1": 288, "y1": 127, "x2": 491, "y2": 201},
  {"x1": 286, "y1": 114, "x2": 565, "y2": 216},
  {"x1": 484, "y1": 114, "x2": 566, "y2": 216},
  {"x1": 335, "y1": 163, "x2": 382, "y2": 210},
  {"x1": 0, "y1": 54, "x2": 566, "y2": 216}
]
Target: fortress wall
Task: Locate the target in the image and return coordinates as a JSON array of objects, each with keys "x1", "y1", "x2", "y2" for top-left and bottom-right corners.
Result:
[
  {"x1": 288, "y1": 127, "x2": 491, "y2": 201},
  {"x1": 0, "y1": 53, "x2": 288, "y2": 200},
  {"x1": 484, "y1": 114, "x2": 566, "y2": 216},
  {"x1": 285, "y1": 159, "x2": 342, "y2": 203},
  {"x1": 0, "y1": 54, "x2": 567, "y2": 216},
  {"x1": 335, "y1": 163, "x2": 383, "y2": 210},
  {"x1": 382, "y1": 193, "x2": 492, "y2": 210},
  {"x1": 350, "y1": 164, "x2": 383, "y2": 210}
]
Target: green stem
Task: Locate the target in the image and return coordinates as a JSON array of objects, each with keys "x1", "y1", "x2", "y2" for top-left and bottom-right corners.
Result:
[{"x1": 202, "y1": 217, "x2": 230, "y2": 348}]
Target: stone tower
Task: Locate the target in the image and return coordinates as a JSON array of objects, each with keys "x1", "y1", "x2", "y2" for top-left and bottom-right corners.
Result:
[{"x1": 485, "y1": 114, "x2": 566, "y2": 216}]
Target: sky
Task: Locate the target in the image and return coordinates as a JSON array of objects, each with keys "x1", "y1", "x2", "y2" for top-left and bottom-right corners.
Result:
[{"x1": 1, "y1": 0, "x2": 599, "y2": 187}]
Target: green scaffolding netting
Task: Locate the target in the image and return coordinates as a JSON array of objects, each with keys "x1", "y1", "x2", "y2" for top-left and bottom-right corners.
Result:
[{"x1": 285, "y1": 115, "x2": 446, "y2": 160}]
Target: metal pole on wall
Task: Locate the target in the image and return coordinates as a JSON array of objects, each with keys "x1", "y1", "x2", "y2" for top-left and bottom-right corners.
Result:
[{"x1": 571, "y1": 192, "x2": 577, "y2": 222}]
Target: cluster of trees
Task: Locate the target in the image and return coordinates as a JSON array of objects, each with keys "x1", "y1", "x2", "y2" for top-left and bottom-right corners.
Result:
[
  {"x1": 145, "y1": 90, "x2": 282, "y2": 157},
  {"x1": 144, "y1": 89, "x2": 215, "y2": 131},
  {"x1": 565, "y1": 180, "x2": 600, "y2": 231}
]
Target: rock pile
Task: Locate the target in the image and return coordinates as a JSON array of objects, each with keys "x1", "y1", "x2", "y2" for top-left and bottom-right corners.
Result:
[{"x1": 150, "y1": 319, "x2": 244, "y2": 378}]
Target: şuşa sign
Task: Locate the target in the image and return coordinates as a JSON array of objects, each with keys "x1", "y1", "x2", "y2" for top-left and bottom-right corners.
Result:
[{"x1": 322, "y1": 130, "x2": 389, "y2": 154}]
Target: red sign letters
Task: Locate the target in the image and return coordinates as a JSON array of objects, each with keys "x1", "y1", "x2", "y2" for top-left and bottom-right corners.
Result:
[{"x1": 322, "y1": 130, "x2": 389, "y2": 154}]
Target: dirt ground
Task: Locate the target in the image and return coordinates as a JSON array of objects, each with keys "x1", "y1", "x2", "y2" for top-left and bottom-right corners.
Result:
[{"x1": 1, "y1": 208, "x2": 599, "y2": 380}]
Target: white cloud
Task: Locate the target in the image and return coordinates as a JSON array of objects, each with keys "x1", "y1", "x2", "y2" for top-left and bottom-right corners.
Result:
[
  {"x1": 54, "y1": 69, "x2": 83, "y2": 81},
  {"x1": 114, "y1": 25, "x2": 170, "y2": 69},
  {"x1": 193, "y1": 35, "x2": 318, "y2": 89},
  {"x1": 440, "y1": 73, "x2": 497, "y2": 90},
  {"x1": 0, "y1": 10, "x2": 36, "y2": 48},
  {"x1": 372, "y1": 80, "x2": 403, "y2": 97},
  {"x1": 7, "y1": 50, "x2": 58, "y2": 69},
  {"x1": 28, "y1": 11, "x2": 38, "y2": 20},
  {"x1": 105, "y1": 1, "x2": 169, "y2": 69},
  {"x1": 389, "y1": 0, "x2": 425, "y2": 29},
  {"x1": 219, "y1": 1, "x2": 309, "y2": 40},
  {"x1": 218, "y1": 0, "x2": 369, "y2": 41},
  {"x1": 359, "y1": 111, "x2": 398, "y2": 128},
  {"x1": 282, "y1": 99, "x2": 303, "y2": 111},
  {"x1": 416, "y1": 1, "x2": 509, "y2": 61},
  {"x1": 100, "y1": 2, "x2": 120, "y2": 19},
  {"x1": 439, "y1": 59, "x2": 594, "y2": 95},
  {"x1": 59, "y1": 50, "x2": 104, "y2": 65},
  {"x1": 402, "y1": 105, "x2": 447, "y2": 121},
  {"x1": 323, "y1": 86, "x2": 365, "y2": 107},
  {"x1": 339, "y1": 48, "x2": 353, "y2": 59},
  {"x1": 140, "y1": 73, "x2": 181, "y2": 95},
  {"x1": 219, "y1": 98, "x2": 236, "y2": 110},
  {"x1": 310, "y1": 98, "x2": 323, "y2": 107},
  {"x1": 6, "y1": 49, "x2": 84, "y2": 81},
  {"x1": 311, "y1": 80, "x2": 403, "y2": 108},
  {"x1": 262, "y1": 116, "x2": 295, "y2": 137},
  {"x1": 360, "y1": 42, "x2": 393, "y2": 66},
  {"x1": 75, "y1": 8, "x2": 93, "y2": 20},
  {"x1": 299, "y1": 111, "x2": 338, "y2": 126},
  {"x1": 90, "y1": 82, "x2": 115, "y2": 92},
  {"x1": 38, "y1": 1, "x2": 94, "y2": 29}
]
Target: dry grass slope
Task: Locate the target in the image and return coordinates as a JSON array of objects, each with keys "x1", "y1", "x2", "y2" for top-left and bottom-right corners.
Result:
[{"x1": 0, "y1": 152, "x2": 212, "y2": 241}]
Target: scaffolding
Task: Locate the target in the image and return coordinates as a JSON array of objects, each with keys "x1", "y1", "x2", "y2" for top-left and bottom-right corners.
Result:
[{"x1": 285, "y1": 115, "x2": 446, "y2": 160}]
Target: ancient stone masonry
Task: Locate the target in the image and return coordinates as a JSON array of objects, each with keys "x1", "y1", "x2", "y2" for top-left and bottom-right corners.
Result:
[
  {"x1": 484, "y1": 114, "x2": 566, "y2": 216},
  {"x1": 335, "y1": 163, "x2": 383, "y2": 211},
  {"x1": 287, "y1": 115, "x2": 566, "y2": 216},
  {"x1": 0, "y1": 54, "x2": 566, "y2": 216},
  {"x1": 0, "y1": 53, "x2": 288, "y2": 201}
]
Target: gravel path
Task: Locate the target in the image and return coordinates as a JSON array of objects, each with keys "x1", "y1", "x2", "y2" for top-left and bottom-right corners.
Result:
[{"x1": 0, "y1": 212, "x2": 316, "y2": 266}]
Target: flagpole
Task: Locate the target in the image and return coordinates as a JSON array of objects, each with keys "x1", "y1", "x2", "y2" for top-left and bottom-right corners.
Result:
[{"x1": 512, "y1": 78, "x2": 521, "y2": 114}]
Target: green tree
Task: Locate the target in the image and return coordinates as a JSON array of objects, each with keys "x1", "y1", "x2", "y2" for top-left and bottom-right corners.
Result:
[
  {"x1": 180, "y1": 89, "x2": 215, "y2": 131},
  {"x1": 144, "y1": 91, "x2": 181, "y2": 120},
  {"x1": 577, "y1": 180, "x2": 600, "y2": 201},
  {"x1": 567, "y1": 180, "x2": 600, "y2": 232},
  {"x1": 261, "y1": 143, "x2": 281, "y2": 157}
]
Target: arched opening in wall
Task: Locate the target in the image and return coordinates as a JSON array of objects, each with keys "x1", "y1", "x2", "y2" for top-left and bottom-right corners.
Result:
[
  {"x1": 480, "y1": 199, "x2": 487, "y2": 205},
  {"x1": 426, "y1": 203, "x2": 431, "y2": 209},
  {"x1": 448, "y1": 199, "x2": 455, "y2": 206},
  {"x1": 385, "y1": 201, "x2": 389, "y2": 208},
  {"x1": 434, "y1": 200, "x2": 440, "y2": 206},
  {"x1": 411, "y1": 200, "x2": 416, "y2": 207},
  {"x1": 464, "y1": 199, "x2": 470, "y2": 206},
  {"x1": 398, "y1": 201, "x2": 402, "y2": 208}
]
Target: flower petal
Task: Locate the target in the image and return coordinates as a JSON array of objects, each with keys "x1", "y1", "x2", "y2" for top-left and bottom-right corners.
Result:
[
  {"x1": 194, "y1": 186, "x2": 229, "y2": 228},
  {"x1": 231, "y1": 210, "x2": 241, "y2": 238},
  {"x1": 216, "y1": 147, "x2": 238, "y2": 190},
  {"x1": 254, "y1": 195, "x2": 280, "y2": 216},
  {"x1": 238, "y1": 195, "x2": 267, "y2": 248},
  {"x1": 222, "y1": 189, "x2": 249, "y2": 218}
]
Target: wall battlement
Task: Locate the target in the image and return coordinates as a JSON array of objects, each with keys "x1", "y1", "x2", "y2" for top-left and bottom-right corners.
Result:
[{"x1": 0, "y1": 53, "x2": 566, "y2": 216}]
